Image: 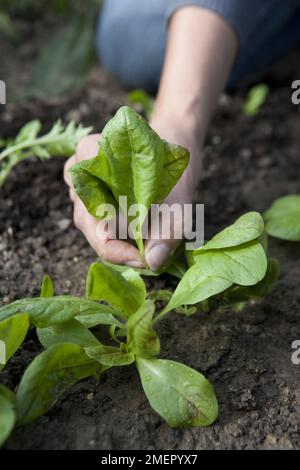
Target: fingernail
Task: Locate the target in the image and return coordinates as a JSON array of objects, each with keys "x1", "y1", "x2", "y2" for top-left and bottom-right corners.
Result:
[
  {"x1": 146, "y1": 243, "x2": 171, "y2": 271},
  {"x1": 127, "y1": 260, "x2": 144, "y2": 268}
]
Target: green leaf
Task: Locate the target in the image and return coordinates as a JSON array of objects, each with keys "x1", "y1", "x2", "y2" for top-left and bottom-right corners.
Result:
[
  {"x1": 16, "y1": 343, "x2": 100, "y2": 426},
  {"x1": 136, "y1": 358, "x2": 218, "y2": 427},
  {"x1": 40, "y1": 275, "x2": 54, "y2": 298},
  {"x1": 165, "y1": 240, "x2": 267, "y2": 313},
  {"x1": 0, "y1": 385, "x2": 16, "y2": 447},
  {"x1": 16, "y1": 120, "x2": 42, "y2": 144},
  {"x1": 85, "y1": 345, "x2": 134, "y2": 367},
  {"x1": 198, "y1": 212, "x2": 265, "y2": 251},
  {"x1": 0, "y1": 120, "x2": 92, "y2": 188},
  {"x1": 86, "y1": 263, "x2": 146, "y2": 319},
  {"x1": 243, "y1": 84, "x2": 269, "y2": 116},
  {"x1": 75, "y1": 310, "x2": 124, "y2": 329},
  {"x1": 194, "y1": 241, "x2": 268, "y2": 286},
  {"x1": 164, "y1": 271, "x2": 232, "y2": 313},
  {"x1": 223, "y1": 257, "x2": 279, "y2": 305},
  {"x1": 126, "y1": 301, "x2": 160, "y2": 358},
  {"x1": 0, "y1": 296, "x2": 120, "y2": 328},
  {"x1": 264, "y1": 195, "x2": 300, "y2": 241},
  {"x1": 0, "y1": 313, "x2": 29, "y2": 371},
  {"x1": 70, "y1": 106, "x2": 189, "y2": 256},
  {"x1": 70, "y1": 164, "x2": 117, "y2": 218},
  {"x1": 37, "y1": 320, "x2": 100, "y2": 349}
]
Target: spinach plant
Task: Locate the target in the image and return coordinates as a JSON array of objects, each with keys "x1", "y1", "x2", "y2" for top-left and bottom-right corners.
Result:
[
  {"x1": 0, "y1": 119, "x2": 92, "y2": 187},
  {"x1": 155, "y1": 212, "x2": 274, "y2": 321},
  {"x1": 264, "y1": 195, "x2": 300, "y2": 241},
  {"x1": 0, "y1": 212, "x2": 277, "y2": 445},
  {"x1": 69, "y1": 106, "x2": 189, "y2": 258}
]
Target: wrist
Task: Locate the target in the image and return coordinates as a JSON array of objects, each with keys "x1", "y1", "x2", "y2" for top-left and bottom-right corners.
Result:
[{"x1": 151, "y1": 100, "x2": 205, "y2": 140}]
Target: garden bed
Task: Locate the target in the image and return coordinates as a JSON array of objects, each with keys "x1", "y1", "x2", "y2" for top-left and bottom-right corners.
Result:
[{"x1": 1, "y1": 27, "x2": 300, "y2": 450}]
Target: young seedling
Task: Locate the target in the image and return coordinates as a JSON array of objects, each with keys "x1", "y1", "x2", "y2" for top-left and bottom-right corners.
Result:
[
  {"x1": 0, "y1": 119, "x2": 92, "y2": 187},
  {"x1": 0, "y1": 211, "x2": 278, "y2": 445},
  {"x1": 154, "y1": 212, "x2": 273, "y2": 322},
  {"x1": 243, "y1": 83, "x2": 269, "y2": 116},
  {"x1": 69, "y1": 106, "x2": 189, "y2": 259},
  {"x1": 264, "y1": 195, "x2": 300, "y2": 241}
]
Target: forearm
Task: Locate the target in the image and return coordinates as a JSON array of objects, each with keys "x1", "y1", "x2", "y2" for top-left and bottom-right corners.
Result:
[{"x1": 151, "y1": 6, "x2": 238, "y2": 144}]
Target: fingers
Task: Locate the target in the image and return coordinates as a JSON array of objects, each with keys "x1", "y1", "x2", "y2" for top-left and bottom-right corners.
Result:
[
  {"x1": 145, "y1": 192, "x2": 193, "y2": 271},
  {"x1": 145, "y1": 230, "x2": 180, "y2": 272},
  {"x1": 73, "y1": 197, "x2": 144, "y2": 268}
]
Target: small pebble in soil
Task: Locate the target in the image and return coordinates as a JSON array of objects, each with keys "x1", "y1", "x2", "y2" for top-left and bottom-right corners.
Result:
[{"x1": 57, "y1": 219, "x2": 71, "y2": 231}]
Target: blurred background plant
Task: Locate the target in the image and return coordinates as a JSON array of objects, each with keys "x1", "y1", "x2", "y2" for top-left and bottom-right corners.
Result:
[{"x1": 0, "y1": 0, "x2": 102, "y2": 99}]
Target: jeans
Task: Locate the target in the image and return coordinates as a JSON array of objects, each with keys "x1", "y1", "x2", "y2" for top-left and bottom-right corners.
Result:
[{"x1": 97, "y1": 0, "x2": 300, "y2": 91}]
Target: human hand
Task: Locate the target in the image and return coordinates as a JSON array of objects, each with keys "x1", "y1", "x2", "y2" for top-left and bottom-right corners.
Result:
[{"x1": 64, "y1": 121, "x2": 202, "y2": 271}]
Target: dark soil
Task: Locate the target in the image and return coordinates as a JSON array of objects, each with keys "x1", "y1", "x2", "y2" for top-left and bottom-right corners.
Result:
[{"x1": 1, "y1": 25, "x2": 300, "y2": 450}]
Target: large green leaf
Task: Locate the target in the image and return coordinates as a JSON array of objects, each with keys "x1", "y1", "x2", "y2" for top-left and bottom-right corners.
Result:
[
  {"x1": 86, "y1": 263, "x2": 146, "y2": 319},
  {"x1": 0, "y1": 384, "x2": 16, "y2": 447},
  {"x1": 37, "y1": 320, "x2": 100, "y2": 349},
  {"x1": 264, "y1": 195, "x2": 300, "y2": 241},
  {"x1": 0, "y1": 313, "x2": 29, "y2": 371},
  {"x1": 198, "y1": 212, "x2": 264, "y2": 251},
  {"x1": 165, "y1": 240, "x2": 267, "y2": 313},
  {"x1": 16, "y1": 343, "x2": 100, "y2": 425},
  {"x1": 126, "y1": 301, "x2": 160, "y2": 358},
  {"x1": 0, "y1": 296, "x2": 119, "y2": 328},
  {"x1": 136, "y1": 358, "x2": 218, "y2": 427},
  {"x1": 85, "y1": 345, "x2": 134, "y2": 368},
  {"x1": 70, "y1": 106, "x2": 189, "y2": 255},
  {"x1": 222, "y1": 257, "x2": 279, "y2": 305},
  {"x1": 164, "y1": 271, "x2": 232, "y2": 313},
  {"x1": 195, "y1": 241, "x2": 268, "y2": 285}
]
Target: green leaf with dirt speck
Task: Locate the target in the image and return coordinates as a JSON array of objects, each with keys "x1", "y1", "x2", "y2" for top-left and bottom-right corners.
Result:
[
  {"x1": 136, "y1": 358, "x2": 218, "y2": 427},
  {"x1": 85, "y1": 345, "x2": 134, "y2": 367}
]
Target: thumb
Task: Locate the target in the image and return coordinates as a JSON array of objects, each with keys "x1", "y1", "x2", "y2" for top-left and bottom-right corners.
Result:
[{"x1": 144, "y1": 203, "x2": 187, "y2": 271}]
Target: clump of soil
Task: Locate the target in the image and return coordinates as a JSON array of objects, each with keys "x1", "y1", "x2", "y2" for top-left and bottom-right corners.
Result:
[{"x1": 1, "y1": 26, "x2": 300, "y2": 450}]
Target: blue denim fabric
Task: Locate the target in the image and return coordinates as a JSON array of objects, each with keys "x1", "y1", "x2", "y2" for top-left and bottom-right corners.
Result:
[{"x1": 97, "y1": 0, "x2": 300, "y2": 91}]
